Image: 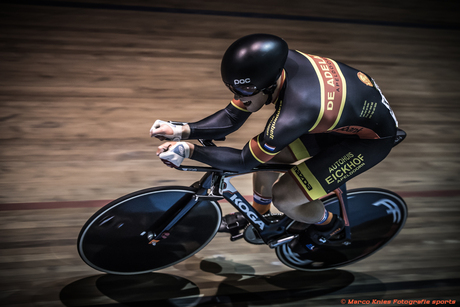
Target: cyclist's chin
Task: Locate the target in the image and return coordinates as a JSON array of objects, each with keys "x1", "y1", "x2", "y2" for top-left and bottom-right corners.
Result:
[{"x1": 245, "y1": 97, "x2": 266, "y2": 112}]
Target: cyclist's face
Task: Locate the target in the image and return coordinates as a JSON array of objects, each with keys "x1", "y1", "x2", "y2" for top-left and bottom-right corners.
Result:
[{"x1": 235, "y1": 91, "x2": 267, "y2": 112}]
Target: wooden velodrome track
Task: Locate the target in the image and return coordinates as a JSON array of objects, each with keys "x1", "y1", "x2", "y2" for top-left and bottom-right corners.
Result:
[{"x1": 1, "y1": 0, "x2": 460, "y2": 306}]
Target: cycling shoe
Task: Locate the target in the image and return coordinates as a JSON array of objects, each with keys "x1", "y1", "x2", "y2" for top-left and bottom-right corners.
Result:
[
  {"x1": 307, "y1": 214, "x2": 345, "y2": 245},
  {"x1": 289, "y1": 214, "x2": 345, "y2": 254}
]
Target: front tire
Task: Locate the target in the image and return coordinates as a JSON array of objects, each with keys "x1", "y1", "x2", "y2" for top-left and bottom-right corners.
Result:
[{"x1": 78, "y1": 186, "x2": 222, "y2": 275}]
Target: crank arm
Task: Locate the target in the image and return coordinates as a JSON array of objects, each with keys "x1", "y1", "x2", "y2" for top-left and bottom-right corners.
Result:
[{"x1": 268, "y1": 234, "x2": 298, "y2": 249}]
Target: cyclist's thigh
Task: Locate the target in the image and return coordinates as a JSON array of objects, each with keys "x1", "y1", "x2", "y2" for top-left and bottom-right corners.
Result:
[
  {"x1": 271, "y1": 134, "x2": 345, "y2": 205},
  {"x1": 288, "y1": 136, "x2": 395, "y2": 200},
  {"x1": 270, "y1": 134, "x2": 336, "y2": 164}
]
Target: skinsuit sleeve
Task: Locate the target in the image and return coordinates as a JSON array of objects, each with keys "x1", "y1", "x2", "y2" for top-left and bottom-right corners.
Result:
[
  {"x1": 187, "y1": 98, "x2": 264, "y2": 172},
  {"x1": 188, "y1": 99, "x2": 251, "y2": 140},
  {"x1": 191, "y1": 141, "x2": 262, "y2": 172},
  {"x1": 191, "y1": 98, "x2": 297, "y2": 172}
]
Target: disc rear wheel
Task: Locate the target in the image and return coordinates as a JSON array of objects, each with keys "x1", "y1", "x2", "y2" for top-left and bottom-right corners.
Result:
[{"x1": 276, "y1": 188, "x2": 407, "y2": 271}]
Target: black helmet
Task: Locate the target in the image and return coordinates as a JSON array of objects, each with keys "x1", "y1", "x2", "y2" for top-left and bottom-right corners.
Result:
[{"x1": 221, "y1": 34, "x2": 288, "y2": 96}]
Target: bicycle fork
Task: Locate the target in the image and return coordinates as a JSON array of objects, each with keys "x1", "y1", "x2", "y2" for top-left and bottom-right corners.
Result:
[{"x1": 146, "y1": 171, "x2": 224, "y2": 246}]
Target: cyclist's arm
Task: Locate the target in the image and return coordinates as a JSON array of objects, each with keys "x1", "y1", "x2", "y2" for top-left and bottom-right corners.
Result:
[
  {"x1": 190, "y1": 131, "x2": 296, "y2": 172},
  {"x1": 190, "y1": 104, "x2": 304, "y2": 171},
  {"x1": 191, "y1": 141, "x2": 261, "y2": 172},
  {"x1": 187, "y1": 99, "x2": 251, "y2": 140}
]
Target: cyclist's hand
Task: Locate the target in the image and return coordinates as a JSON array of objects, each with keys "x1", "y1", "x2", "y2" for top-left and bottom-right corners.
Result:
[
  {"x1": 150, "y1": 120, "x2": 183, "y2": 141},
  {"x1": 156, "y1": 142, "x2": 191, "y2": 168}
]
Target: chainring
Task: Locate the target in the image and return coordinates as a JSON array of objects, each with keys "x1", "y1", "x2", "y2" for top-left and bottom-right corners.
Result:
[{"x1": 243, "y1": 213, "x2": 284, "y2": 244}]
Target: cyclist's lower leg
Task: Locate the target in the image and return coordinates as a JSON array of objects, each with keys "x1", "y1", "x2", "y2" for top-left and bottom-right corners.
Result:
[
  {"x1": 271, "y1": 173, "x2": 344, "y2": 251},
  {"x1": 251, "y1": 147, "x2": 297, "y2": 215},
  {"x1": 252, "y1": 171, "x2": 280, "y2": 214},
  {"x1": 219, "y1": 171, "x2": 279, "y2": 236},
  {"x1": 220, "y1": 148, "x2": 299, "y2": 237}
]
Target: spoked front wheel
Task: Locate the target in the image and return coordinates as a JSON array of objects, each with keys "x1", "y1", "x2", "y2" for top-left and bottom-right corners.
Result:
[
  {"x1": 78, "y1": 186, "x2": 221, "y2": 275},
  {"x1": 276, "y1": 188, "x2": 407, "y2": 271}
]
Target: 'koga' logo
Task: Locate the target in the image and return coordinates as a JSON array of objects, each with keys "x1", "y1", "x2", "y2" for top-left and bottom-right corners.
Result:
[
  {"x1": 230, "y1": 194, "x2": 264, "y2": 230},
  {"x1": 234, "y1": 78, "x2": 251, "y2": 85}
]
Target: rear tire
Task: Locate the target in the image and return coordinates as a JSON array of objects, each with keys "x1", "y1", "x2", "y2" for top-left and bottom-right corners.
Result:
[
  {"x1": 276, "y1": 188, "x2": 407, "y2": 271},
  {"x1": 78, "y1": 186, "x2": 221, "y2": 275}
]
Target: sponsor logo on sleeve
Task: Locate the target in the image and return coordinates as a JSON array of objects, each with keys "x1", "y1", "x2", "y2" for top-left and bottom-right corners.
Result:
[
  {"x1": 263, "y1": 143, "x2": 276, "y2": 152},
  {"x1": 358, "y1": 72, "x2": 374, "y2": 87}
]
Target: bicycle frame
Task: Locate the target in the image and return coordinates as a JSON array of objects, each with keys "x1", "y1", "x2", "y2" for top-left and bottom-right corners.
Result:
[
  {"x1": 218, "y1": 170, "x2": 294, "y2": 245},
  {"x1": 146, "y1": 129, "x2": 407, "y2": 248},
  {"x1": 148, "y1": 163, "x2": 351, "y2": 248}
]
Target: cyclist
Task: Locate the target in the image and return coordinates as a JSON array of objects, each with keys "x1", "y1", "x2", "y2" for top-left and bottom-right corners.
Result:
[{"x1": 150, "y1": 33, "x2": 399, "y2": 253}]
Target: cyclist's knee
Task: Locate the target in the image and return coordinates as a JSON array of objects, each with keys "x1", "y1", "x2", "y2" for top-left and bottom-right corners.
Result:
[{"x1": 253, "y1": 171, "x2": 280, "y2": 195}]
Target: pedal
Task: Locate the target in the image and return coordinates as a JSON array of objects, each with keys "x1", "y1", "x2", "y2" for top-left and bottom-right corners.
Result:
[
  {"x1": 230, "y1": 232, "x2": 244, "y2": 241},
  {"x1": 224, "y1": 223, "x2": 246, "y2": 241},
  {"x1": 218, "y1": 212, "x2": 249, "y2": 241},
  {"x1": 218, "y1": 212, "x2": 248, "y2": 232}
]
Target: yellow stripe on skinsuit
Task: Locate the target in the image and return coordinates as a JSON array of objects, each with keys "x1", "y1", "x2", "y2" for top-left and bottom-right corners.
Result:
[
  {"x1": 249, "y1": 138, "x2": 265, "y2": 164},
  {"x1": 290, "y1": 163, "x2": 327, "y2": 200},
  {"x1": 249, "y1": 136, "x2": 278, "y2": 163},
  {"x1": 288, "y1": 138, "x2": 311, "y2": 161},
  {"x1": 297, "y1": 51, "x2": 325, "y2": 131},
  {"x1": 330, "y1": 65, "x2": 347, "y2": 130},
  {"x1": 257, "y1": 136, "x2": 278, "y2": 156}
]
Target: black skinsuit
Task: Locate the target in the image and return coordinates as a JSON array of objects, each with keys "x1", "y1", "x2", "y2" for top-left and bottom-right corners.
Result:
[{"x1": 189, "y1": 50, "x2": 398, "y2": 200}]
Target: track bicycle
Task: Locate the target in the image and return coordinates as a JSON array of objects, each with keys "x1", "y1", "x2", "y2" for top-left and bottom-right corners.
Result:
[{"x1": 78, "y1": 131, "x2": 407, "y2": 275}]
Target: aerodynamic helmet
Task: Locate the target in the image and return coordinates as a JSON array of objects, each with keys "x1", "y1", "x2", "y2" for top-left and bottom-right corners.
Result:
[{"x1": 221, "y1": 34, "x2": 288, "y2": 97}]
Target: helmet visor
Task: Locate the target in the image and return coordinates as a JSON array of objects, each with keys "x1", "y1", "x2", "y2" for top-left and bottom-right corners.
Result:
[{"x1": 225, "y1": 83, "x2": 261, "y2": 97}]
